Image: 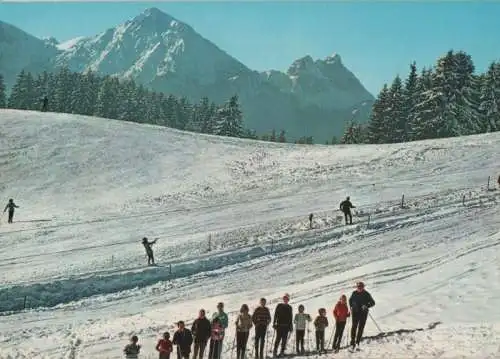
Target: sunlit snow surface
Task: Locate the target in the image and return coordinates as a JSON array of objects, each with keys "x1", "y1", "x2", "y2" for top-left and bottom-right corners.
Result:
[{"x1": 0, "y1": 110, "x2": 499, "y2": 358}]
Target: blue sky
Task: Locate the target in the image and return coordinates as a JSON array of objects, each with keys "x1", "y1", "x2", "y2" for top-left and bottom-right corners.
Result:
[{"x1": 1, "y1": 1, "x2": 499, "y2": 95}]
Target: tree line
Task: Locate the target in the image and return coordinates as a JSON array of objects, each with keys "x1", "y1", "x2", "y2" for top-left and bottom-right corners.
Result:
[
  {"x1": 0, "y1": 68, "x2": 256, "y2": 139},
  {"x1": 341, "y1": 50, "x2": 500, "y2": 144}
]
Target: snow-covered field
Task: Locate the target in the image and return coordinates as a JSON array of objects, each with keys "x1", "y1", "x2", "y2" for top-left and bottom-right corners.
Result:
[{"x1": 0, "y1": 109, "x2": 499, "y2": 359}]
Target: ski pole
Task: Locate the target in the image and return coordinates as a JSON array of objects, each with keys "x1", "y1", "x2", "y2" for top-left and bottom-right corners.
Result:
[
  {"x1": 269, "y1": 328, "x2": 275, "y2": 354},
  {"x1": 368, "y1": 312, "x2": 383, "y2": 333},
  {"x1": 231, "y1": 331, "x2": 236, "y2": 359},
  {"x1": 345, "y1": 318, "x2": 349, "y2": 348},
  {"x1": 326, "y1": 325, "x2": 335, "y2": 349}
]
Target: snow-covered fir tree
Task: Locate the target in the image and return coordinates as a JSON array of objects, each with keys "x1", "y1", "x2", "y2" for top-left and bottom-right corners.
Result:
[
  {"x1": 4, "y1": 67, "x2": 254, "y2": 139},
  {"x1": 403, "y1": 62, "x2": 419, "y2": 140},
  {"x1": 479, "y1": 62, "x2": 500, "y2": 132},
  {"x1": 8, "y1": 70, "x2": 34, "y2": 110},
  {"x1": 367, "y1": 84, "x2": 391, "y2": 143},
  {"x1": 341, "y1": 119, "x2": 365, "y2": 144},
  {"x1": 387, "y1": 75, "x2": 406, "y2": 142},
  {"x1": 278, "y1": 130, "x2": 286, "y2": 143},
  {"x1": 217, "y1": 95, "x2": 243, "y2": 137},
  {"x1": 0, "y1": 74, "x2": 6, "y2": 108}
]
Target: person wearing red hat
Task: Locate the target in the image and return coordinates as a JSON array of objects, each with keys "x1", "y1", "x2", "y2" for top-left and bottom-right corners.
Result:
[
  {"x1": 348, "y1": 282, "x2": 375, "y2": 351},
  {"x1": 272, "y1": 294, "x2": 293, "y2": 357}
]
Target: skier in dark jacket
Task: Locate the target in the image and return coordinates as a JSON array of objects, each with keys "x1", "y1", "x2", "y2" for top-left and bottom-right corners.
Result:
[
  {"x1": 173, "y1": 321, "x2": 194, "y2": 359},
  {"x1": 348, "y1": 282, "x2": 375, "y2": 350},
  {"x1": 4, "y1": 199, "x2": 19, "y2": 224},
  {"x1": 273, "y1": 293, "x2": 293, "y2": 357},
  {"x1": 142, "y1": 237, "x2": 157, "y2": 265},
  {"x1": 41, "y1": 96, "x2": 48, "y2": 112},
  {"x1": 252, "y1": 297, "x2": 271, "y2": 359},
  {"x1": 191, "y1": 309, "x2": 211, "y2": 359},
  {"x1": 340, "y1": 196, "x2": 355, "y2": 225}
]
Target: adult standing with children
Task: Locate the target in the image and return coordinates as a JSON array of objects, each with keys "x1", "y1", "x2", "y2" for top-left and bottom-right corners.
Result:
[{"x1": 348, "y1": 282, "x2": 375, "y2": 351}]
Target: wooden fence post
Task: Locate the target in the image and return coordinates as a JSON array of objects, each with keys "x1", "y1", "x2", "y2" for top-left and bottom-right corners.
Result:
[
  {"x1": 487, "y1": 176, "x2": 490, "y2": 191},
  {"x1": 401, "y1": 194, "x2": 405, "y2": 208},
  {"x1": 462, "y1": 195, "x2": 466, "y2": 206},
  {"x1": 367, "y1": 214, "x2": 371, "y2": 228},
  {"x1": 208, "y1": 234, "x2": 212, "y2": 252},
  {"x1": 169, "y1": 264, "x2": 172, "y2": 275}
]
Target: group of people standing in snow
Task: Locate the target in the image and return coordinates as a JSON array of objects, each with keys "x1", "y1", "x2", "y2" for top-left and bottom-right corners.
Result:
[{"x1": 124, "y1": 282, "x2": 375, "y2": 359}]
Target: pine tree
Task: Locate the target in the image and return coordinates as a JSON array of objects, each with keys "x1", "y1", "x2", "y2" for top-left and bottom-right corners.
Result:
[
  {"x1": 278, "y1": 130, "x2": 286, "y2": 143},
  {"x1": 269, "y1": 129, "x2": 277, "y2": 142},
  {"x1": 217, "y1": 95, "x2": 243, "y2": 137},
  {"x1": 163, "y1": 94, "x2": 178, "y2": 128},
  {"x1": 479, "y1": 61, "x2": 500, "y2": 132},
  {"x1": 341, "y1": 119, "x2": 363, "y2": 144},
  {"x1": 403, "y1": 62, "x2": 418, "y2": 140},
  {"x1": 176, "y1": 97, "x2": 191, "y2": 130},
  {"x1": 0, "y1": 74, "x2": 6, "y2": 108},
  {"x1": 95, "y1": 76, "x2": 119, "y2": 119},
  {"x1": 387, "y1": 75, "x2": 405, "y2": 142},
  {"x1": 367, "y1": 84, "x2": 391, "y2": 143},
  {"x1": 8, "y1": 70, "x2": 31, "y2": 109}
]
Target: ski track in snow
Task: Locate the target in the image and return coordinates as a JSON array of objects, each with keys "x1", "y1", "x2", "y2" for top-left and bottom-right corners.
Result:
[{"x1": 0, "y1": 110, "x2": 499, "y2": 358}]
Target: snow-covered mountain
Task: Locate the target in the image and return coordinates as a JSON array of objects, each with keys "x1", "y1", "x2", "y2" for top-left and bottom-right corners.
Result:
[
  {"x1": 0, "y1": 21, "x2": 58, "y2": 89},
  {"x1": 0, "y1": 8, "x2": 374, "y2": 141},
  {"x1": 262, "y1": 54, "x2": 373, "y2": 110}
]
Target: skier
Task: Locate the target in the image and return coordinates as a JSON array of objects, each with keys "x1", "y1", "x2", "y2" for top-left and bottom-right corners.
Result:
[
  {"x1": 124, "y1": 335, "x2": 141, "y2": 359},
  {"x1": 191, "y1": 309, "x2": 211, "y2": 359},
  {"x1": 293, "y1": 304, "x2": 311, "y2": 354},
  {"x1": 309, "y1": 213, "x2": 313, "y2": 229},
  {"x1": 41, "y1": 96, "x2": 48, "y2": 112},
  {"x1": 313, "y1": 308, "x2": 328, "y2": 353},
  {"x1": 251, "y1": 297, "x2": 271, "y2": 359},
  {"x1": 142, "y1": 237, "x2": 157, "y2": 265},
  {"x1": 211, "y1": 302, "x2": 228, "y2": 359},
  {"x1": 235, "y1": 304, "x2": 253, "y2": 359},
  {"x1": 208, "y1": 317, "x2": 224, "y2": 359},
  {"x1": 332, "y1": 295, "x2": 350, "y2": 352},
  {"x1": 156, "y1": 332, "x2": 173, "y2": 359},
  {"x1": 339, "y1": 196, "x2": 355, "y2": 225},
  {"x1": 173, "y1": 321, "x2": 194, "y2": 359},
  {"x1": 348, "y1": 282, "x2": 375, "y2": 351},
  {"x1": 272, "y1": 293, "x2": 293, "y2": 357},
  {"x1": 3, "y1": 199, "x2": 19, "y2": 224}
]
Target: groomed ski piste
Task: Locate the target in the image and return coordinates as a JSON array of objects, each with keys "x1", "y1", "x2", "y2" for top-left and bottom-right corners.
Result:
[{"x1": 0, "y1": 109, "x2": 499, "y2": 358}]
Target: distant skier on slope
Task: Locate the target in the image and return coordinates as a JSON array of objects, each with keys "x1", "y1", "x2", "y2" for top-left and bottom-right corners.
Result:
[
  {"x1": 3, "y1": 198, "x2": 19, "y2": 224},
  {"x1": 348, "y1": 281, "x2": 375, "y2": 351},
  {"x1": 41, "y1": 96, "x2": 48, "y2": 112},
  {"x1": 142, "y1": 237, "x2": 157, "y2": 265},
  {"x1": 339, "y1": 196, "x2": 355, "y2": 225}
]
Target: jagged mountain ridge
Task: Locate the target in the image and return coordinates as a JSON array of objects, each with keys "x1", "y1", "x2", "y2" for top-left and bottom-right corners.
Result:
[{"x1": 0, "y1": 7, "x2": 374, "y2": 141}]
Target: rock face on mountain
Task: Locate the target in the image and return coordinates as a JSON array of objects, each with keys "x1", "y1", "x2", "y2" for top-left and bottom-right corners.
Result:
[{"x1": 0, "y1": 8, "x2": 374, "y2": 141}]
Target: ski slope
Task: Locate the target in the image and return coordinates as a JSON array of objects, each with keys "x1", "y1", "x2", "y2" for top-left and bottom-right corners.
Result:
[{"x1": 0, "y1": 109, "x2": 499, "y2": 358}]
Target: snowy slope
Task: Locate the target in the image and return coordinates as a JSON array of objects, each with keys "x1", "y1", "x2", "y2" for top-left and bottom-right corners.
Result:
[{"x1": 0, "y1": 109, "x2": 499, "y2": 358}]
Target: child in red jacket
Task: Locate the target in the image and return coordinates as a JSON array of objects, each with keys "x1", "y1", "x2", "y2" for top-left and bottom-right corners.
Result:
[
  {"x1": 156, "y1": 332, "x2": 173, "y2": 359},
  {"x1": 332, "y1": 295, "x2": 350, "y2": 352}
]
